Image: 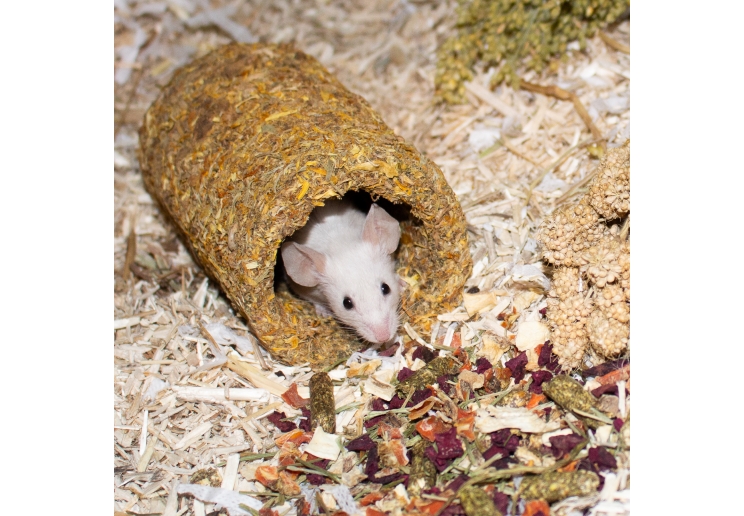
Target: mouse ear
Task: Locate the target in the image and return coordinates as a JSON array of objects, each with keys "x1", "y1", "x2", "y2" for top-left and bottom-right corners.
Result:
[
  {"x1": 281, "y1": 242, "x2": 326, "y2": 287},
  {"x1": 362, "y1": 204, "x2": 401, "y2": 255}
]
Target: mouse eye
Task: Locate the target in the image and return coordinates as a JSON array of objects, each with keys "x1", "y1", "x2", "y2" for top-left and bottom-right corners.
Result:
[
  {"x1": 381, "y1": 283, "x2": 390, "y2": 295},
  {"x1": 343, "y1": 297, "x2": 354, "y2": 310}
]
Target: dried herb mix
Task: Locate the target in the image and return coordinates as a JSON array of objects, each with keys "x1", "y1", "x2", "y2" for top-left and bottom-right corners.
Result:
[
  {"x1": 309, "y1": 372, "x2": 336, "y2": 434},
  {"x1": 460, "y1": 485, "x2": 502, "y2": 516},
  {"x1": 396, "y1": 356, "x2": 462, "y2": 395},
  {"x1": 139, "y1": 43, "x2": 472, "y2": 368},
  {"x1": 519, "y1": 470, "x2": 600, "y2": 502}
]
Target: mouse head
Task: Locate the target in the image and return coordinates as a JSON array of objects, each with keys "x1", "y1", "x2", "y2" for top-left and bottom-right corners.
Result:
[{"x1": 282, "y1": 203, "x2": 405, "y2": 343}]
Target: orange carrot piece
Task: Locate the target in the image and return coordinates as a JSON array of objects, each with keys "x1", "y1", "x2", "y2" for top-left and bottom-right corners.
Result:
[
  {"x1": 526, "y1": 393, "x2": 547, "y2": 409},
  {"x1": 359, "y1": 491, "x2": 385, "y2": 506},
  {"x1": 597, "y1": 364, "x2": 630, "y2": 386},
  {"x1": 524, "y1": 499, "x2": 551, "y2": 516},
  {"x1": 558, "y1": 460, "x2": 578, "y2": 472},
  {"x1": 415, "y1": 416, "x2": 451, "y2": 442}
]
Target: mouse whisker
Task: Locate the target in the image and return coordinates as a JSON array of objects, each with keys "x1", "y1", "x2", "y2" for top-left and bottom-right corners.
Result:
[{"x1": 335, "y1": 322, "x2": 364, "y2": 341}]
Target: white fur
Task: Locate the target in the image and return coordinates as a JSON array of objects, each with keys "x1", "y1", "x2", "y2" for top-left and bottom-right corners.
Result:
[{"x1": 281, "y1": 199, "x2": 404, "y2": 344}]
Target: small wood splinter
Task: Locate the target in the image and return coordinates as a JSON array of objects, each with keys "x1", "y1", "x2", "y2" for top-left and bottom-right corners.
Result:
[
  {"x1": 519, "y1": 80, "x2": 605, "y2": 149},
  {"x1": 598, "y1": 30, "x2": 630, "y2": 54}
]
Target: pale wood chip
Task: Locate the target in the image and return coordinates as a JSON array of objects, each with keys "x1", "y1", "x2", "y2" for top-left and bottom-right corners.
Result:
[
  {"x1": 173, "y1": 421, "x2": 213, "y2": 451},
  {"x1": 221, "y1": 453, "x2": 241, "y2": 490}
]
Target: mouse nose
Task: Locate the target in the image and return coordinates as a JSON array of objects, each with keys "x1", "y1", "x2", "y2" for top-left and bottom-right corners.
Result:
[
  {"x1": 372, "y1": 319, "x2": 393, "y2": 343},
  {"x1": 373, "y1": 326, "x2": 391, "y2": 343}
]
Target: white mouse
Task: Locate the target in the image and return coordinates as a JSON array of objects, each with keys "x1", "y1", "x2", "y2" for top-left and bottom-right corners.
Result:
[{"x1": 281, "y1": 198, "x2": 405, "y2": 344}]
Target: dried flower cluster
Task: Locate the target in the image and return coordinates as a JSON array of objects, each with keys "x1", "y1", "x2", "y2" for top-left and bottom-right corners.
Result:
[
  {"x1": 537, "y1": 141, "x2": 630, "y2": 369},
  {"x1": 436, "y1": 0, "x2": 630, "y2": 103}
]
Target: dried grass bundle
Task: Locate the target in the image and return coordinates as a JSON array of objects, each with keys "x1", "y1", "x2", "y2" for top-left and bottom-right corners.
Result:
[{"x1": 139, "y1": 43, "x2": 472, "y2": 367}]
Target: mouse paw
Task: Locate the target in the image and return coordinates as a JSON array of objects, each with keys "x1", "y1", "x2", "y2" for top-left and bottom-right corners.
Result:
[{"x1": 314, "y1": 303, "x2": 333, "y2": 318}]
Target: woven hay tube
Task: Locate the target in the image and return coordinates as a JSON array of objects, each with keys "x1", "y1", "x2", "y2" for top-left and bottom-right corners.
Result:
[{"x1": 139, "y1": 43, "x2": 472, "y2": 368}]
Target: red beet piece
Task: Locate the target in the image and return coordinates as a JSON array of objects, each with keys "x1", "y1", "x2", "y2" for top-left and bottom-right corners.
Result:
[
  {"x1": 371, "y1": 398, "x2": 387, "y2": 411},
  {"x1": 412, "y1": 345, "x2": 436, "y2": 363},
  {"x1": 388, "y1": 394, "x2": 405, "y2": 409},
  {"x1": 588, "y1": 446, "x2": 617, "y2": 471},
  {"x1": 475, "y1": 357, "x2": 492, "y2": 374},
  {"x1": 299, "y1": 407, "x2": 312, "y2": 432},
  {"x1": 591, "y1": 384, "x2": 619, "y2": 397},
  {"x1": 364, "y1": 415, "x2": 384, "y2": 429},
  {"x1": 537, "y1": 342, "x2": 552, "y2": 366},
  {"x1": 425, "y1": 427, "x2": 464, "y2": 472},
  {"x1": 492, "y1": 490, "x2": 510, "y2": 514},
  {"x1": 529, "y1": 370, "x2": 553, "y2": 394},
  {"x1": 582, "y1": 358, "x2": 630, "y2": 378},
  {"x1": 346, "y1": 433, "x2": 376, "y2": 452},
  {"x1": 409, "y1": 387, "x2": 435, "y2": 406},
  {"x1": 537, "y1": 342, "x2": 561, "y2": 373},
  {"x1": 446, "y1": 474, "x2": 469, "y2": 492},
  {"x1": 397, "y1": 367, "x2": 414, "y2": 382},
  {"x1": 482, "y1": 444, "x2": 507, "y2": 460},
  {"x1": 549, "y1": 433, "x2": 584, "y2": 458},
  {"x1": 372, "y1": 472, "x2": 406, "y2": 485},
  {"x1": 437, "y1": 374, "x2": 454, "y2": 396},
  {"x1": 440, "y1": 504, "x2": 466, "y2": 516},
  {"x1": 505, "y1": 352, "x2": 528, "y2": 382},
  {"x1": 266, "y1": 411, "x2": 297, "y2": 432},
  {"x1": 490, "y1": 429, "x2": 520, "y2": 453},
  {"x1": 379, "y1": 343, "x2": 400, "y2": 357},
  {"x1": 364, "y1": 445, "x2": 380, "y2": 477}
]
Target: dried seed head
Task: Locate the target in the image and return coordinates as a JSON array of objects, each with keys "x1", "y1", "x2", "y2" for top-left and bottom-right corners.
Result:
[
  {"x1": 595, "y1": 283, "x2": 629, "y2": 323},
  {"x1": 588, "y1": 310, "x2": 629, "y2": 358},
  {"x1": 540, "y1": 141, "x2": 630, "y2": 371},
  {"x1": 546, "y1": 293, "x2": 593, "y2": 371},
  {"x1": 545, "y1": 267, "x2": 596, "y2": 370},
  {"x1": 537, "y1": 199, "x2": 602, "y2": 267},
  {"x1": 618, "y1": 240, "x2": 630, "y2": 295},
  {"x1": 548, "y1": 267, "x2": 580, "y2": 299},
  {"x1": 552, "y1": 334, "x2": 588, "y2": 370},
  {"x1": 578, "y1": 235, "x2": 627, "y2": 288},
  {"x1": 588, "y1": 141, "x2": 630, "y2": 219}
]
